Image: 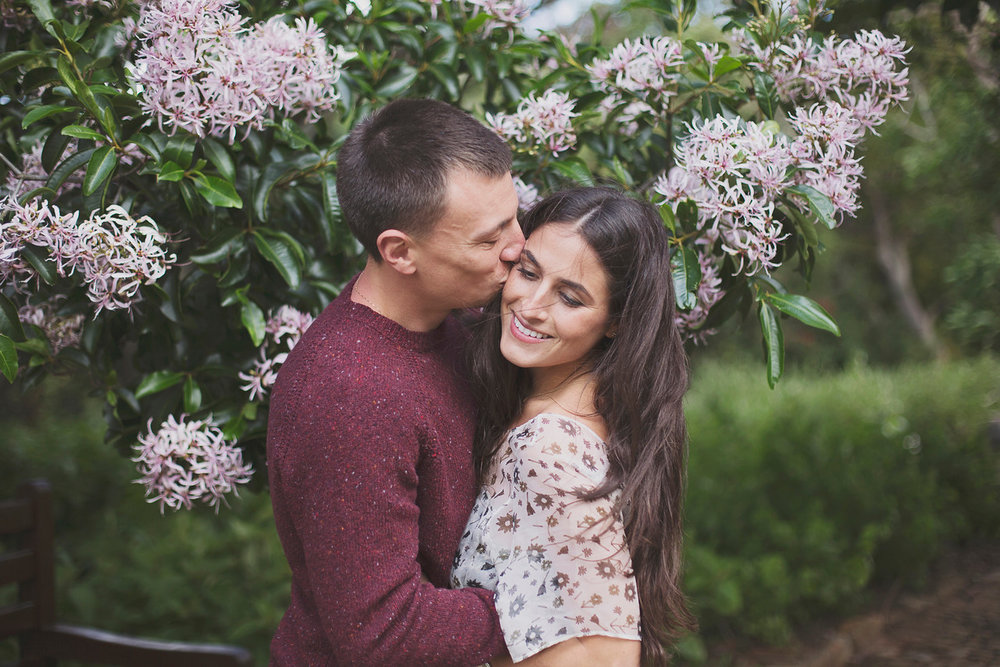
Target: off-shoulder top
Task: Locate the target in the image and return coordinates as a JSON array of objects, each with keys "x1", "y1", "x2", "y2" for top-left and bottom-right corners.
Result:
[{"x1": 451, "y1": 413, "x2": 641, "y2": 662}]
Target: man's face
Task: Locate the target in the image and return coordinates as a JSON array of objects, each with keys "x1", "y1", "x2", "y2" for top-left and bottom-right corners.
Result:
[{"x1": 410, "y1": 168, "x2": 524, "y2": 312}]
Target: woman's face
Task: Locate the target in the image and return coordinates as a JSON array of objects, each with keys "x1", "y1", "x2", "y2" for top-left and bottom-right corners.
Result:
[{"x1": 500, "y1": 223, "x2": 613, "y2": 380}]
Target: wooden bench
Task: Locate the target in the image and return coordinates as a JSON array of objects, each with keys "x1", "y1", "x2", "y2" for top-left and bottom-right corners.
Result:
[{"x1": 1, "y1": 479, "x2": 254, "y2": 666}]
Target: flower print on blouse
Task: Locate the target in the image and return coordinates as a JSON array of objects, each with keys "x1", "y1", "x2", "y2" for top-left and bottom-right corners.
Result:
[{"x1": 451, "y1": 413, "x2": 640, "y2": 662}]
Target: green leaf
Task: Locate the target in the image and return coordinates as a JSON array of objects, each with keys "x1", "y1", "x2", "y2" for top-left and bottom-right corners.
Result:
[
  {"x1": 712, "y1": 55, "x2": 743, "y2": 79},
  {"x1": 252, "y1": 231, "x2": 302, "y2": 287},
  {"x1": 22, "y1": 104, "x2": 73, "y2": 128},
  {"x1": 610, "y1": 156, "x2": 634, "y2": 187},
  {"x1": 0, "y1": 50, "x2": 39, "y2": 75},
  {"x1": 552, "y1": 158, "x2": 594, "y2": 186},
  {"x1": 183, "y1": 375, "x2": 202, "y2": 413},
  {"x1": 671, "y1": 245, "x2": 701, "y2": 310},
  {"x1": 156, "y1": 161, "x2": 186, "y2": 182},
  {"x1": 0, "y1": 335, "x2": 17, "y2": 382},
  {"x1": 131, "y1": 133, "x2": 163, "y2": 162},
  {"x1": 759, "y1": 302, "x2": 784, "y2": 388},
  {"x1": 46, "y1": 148, "x2": 95, "y2": 192},
  {"x1": 41, "y1": 129, "x2": 72, "y2": 172},
  {"x1": 82, "y1": 145, "x2": 117, "y2": 196},
  {"x1": 786, "y1": 206, "x2": 819, "y2": 248},
  {"x1": 659, "y1": 203, "x2": 676, "y2": 233},
  {"x1": 163, "y1": 135, "x2": 195, "y2": 169},
  {"x1": 252, "y1": 161, "x2": 296, "y2": 221},
  {"x1": 192, "y1": 173, "x2": 243, "y2": 208},
  {"x1": 428, "y1": 63, "x2": 460, "y2": 99},
  {"x1": 190, "y1": 228, "x2": 244, "y2": 265},
  {"x1": 462, "y1": 12, "x2": 490, "y2": 34},
  {"x1": 20, "y1": 246, "x2": 57, "y2": 285},
  {"x1": 240, "y1": 299, "x2": 266, "y2": 346},
  {"x1": 62, "y1": 124, "x2": 106, "y2": 141},
  {"x1": 256, "y1": 227, "x2": 306, "y2": 269},
  {"x1": 676, "y1": 199, "x2": 699, "y2": 229},
  {"x1": 26, "y1": 0, "x2": 55, "y2": 27},
  {"x1": 0, "y1": 294, "x2": 26, "y2": 342},
  {"x1": 786, "y1": 184, "x2": 836, "y2": 230},
  {"x1": 202, "y1": 137, "x2": 236, "y2": 182},
  {"x1": 134, "y1": 370, "x2": 185, "y2": 399},
  {"x1": 763, "y1": 292, "x2": 841, "y2": 336},
  {"x1": 375, "y1": 65, "x2": 419, "y2": 98},
  {"x1": 753, "y1": 72, "x2": 779, "y2": 119},
  {"x1": 319, "y1": 170, "x2": 340, "y2": 248}
]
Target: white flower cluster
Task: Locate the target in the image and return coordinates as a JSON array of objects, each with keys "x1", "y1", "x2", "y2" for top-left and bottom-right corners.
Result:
[
  {"x1": 467, "y1": 0, "x2": 532, "y2": 33},
  {"x1": 18, "y1": 301, "x2": 85, "y2": 353},
  {"x1": 588, "y1": 36, "x2": 686, "y2": 104},
  {"x1": 129, "y1": 0, "x2": 354, "y2": 142},
  {"x1": 740, "y1": 28, "x2": 910, "y2": 132},
  {"x1": 238, "y1": 305, "x2": 313, "y2": 402},
  {"x1": 1, "y1": 198, "x2": 177, "y2": 314},
  {"x1": 3, "y1": 142, "x2": 79, "y2": 202},
  {"x1": 486, "y1": 89, "x2": 578, "y2": 156},
  {"x1": 133, "y1": 414, "x2": 254, "y2": 512},
  {"x1": 512, "y1": 175, "x2": 541, "y2": 211}
]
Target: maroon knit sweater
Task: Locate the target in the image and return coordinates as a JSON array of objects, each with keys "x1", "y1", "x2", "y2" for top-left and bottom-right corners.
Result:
[{"x1": 267, "y1": 278, "x2": 506, "y2": 666}]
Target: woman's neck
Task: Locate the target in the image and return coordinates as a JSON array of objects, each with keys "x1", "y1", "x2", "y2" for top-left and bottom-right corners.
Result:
[{"x1": 520, "y1": 365, "x2": 606, "y2": 437}]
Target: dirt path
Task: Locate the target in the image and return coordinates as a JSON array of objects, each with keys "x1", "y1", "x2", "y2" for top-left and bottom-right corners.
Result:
[{"x1": 705, "y1": 541, "x2": 1000, "y2": 666}]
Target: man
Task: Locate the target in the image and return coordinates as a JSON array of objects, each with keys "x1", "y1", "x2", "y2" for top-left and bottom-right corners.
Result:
[{"x1": 267, "y1": 98, "x2": 524, "y2": 665}]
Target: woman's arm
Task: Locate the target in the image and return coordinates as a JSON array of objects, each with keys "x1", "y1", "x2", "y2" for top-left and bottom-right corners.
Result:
[{"x1": 491, "y1": 636, "x2": 639, "y2": 666}]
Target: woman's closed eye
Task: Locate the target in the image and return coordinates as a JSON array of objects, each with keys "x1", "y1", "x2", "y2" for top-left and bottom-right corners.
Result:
[
  {"x1": 516, "y1": 266, "x2": 538, "y2": 280},
  {"x1": 559, "y1": 292, "x2": 583, "y2": 307}
]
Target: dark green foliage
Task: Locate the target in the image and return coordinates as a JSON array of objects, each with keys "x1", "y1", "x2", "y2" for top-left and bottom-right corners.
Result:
[
  {"x1": 683, "y1": 357, "x2": 1000, "y2": 644},
  {"x1": 5, "y1": 358, "x2": 998, "y2": 661}
]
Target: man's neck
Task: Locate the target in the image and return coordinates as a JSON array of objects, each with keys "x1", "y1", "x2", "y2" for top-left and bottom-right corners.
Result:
[{"x1": 351, "y1": 261, "x2": 449, "y2": 333}]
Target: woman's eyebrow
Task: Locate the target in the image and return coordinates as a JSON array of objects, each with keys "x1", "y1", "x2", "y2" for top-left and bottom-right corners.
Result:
[{"x1": 522, "y1": 249, "x2": 593, "y2": 301}]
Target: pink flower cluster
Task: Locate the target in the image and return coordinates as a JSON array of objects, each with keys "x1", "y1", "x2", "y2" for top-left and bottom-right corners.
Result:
[
  {"x1": 133, "y1": 414, "x2": 254, "y2": 512},
  {"x1": 655, "y1": 117, "x2": 794, "y2": 276},
  {"x1": 0, "y1": 198, "x2": 177, "y2": 314},
  {"x1": 486, "y1": 89, "x2": 578, "y2": 156},
  {"x1": 513, "y1": 175, "x2": 541, "y2": 211},
  {"x1": 467, "y1": 0, "x2": 532, "y2": 32},
  {"x1": 18, "y1": 301, "x2": 85, "y2": 353},
  {"x1": 741, "y1": 28, "x2": 910, "y2": 132},
  {"x1": 238, "y1": 305, "x2": 313, "y2": 402},
  {"x1": 3, "y1": 141, "x2": 79, "y2": 202},
  {"x1": 588, "y1": 36, "x2": 685, "y2": 105},
  {"x1": 129, "y1": 0, "x2": 353, "y2": 142}
]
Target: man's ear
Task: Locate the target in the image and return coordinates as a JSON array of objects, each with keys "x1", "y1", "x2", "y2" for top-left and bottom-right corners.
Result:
[{"x1": 376, "y1": 229, "x2": 417, "y2": 275}]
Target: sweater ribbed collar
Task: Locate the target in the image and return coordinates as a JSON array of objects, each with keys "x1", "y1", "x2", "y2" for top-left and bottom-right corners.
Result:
[{"x1": 339, "y1": 274, "x2": 452, "y2": 353}]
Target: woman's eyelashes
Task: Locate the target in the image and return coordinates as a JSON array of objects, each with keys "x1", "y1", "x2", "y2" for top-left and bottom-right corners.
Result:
[{"x1": 516, "y1": 265, "x2": 584, "y2": 309}]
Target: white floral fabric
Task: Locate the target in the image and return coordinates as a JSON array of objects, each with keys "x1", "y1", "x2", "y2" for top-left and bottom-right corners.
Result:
[{"x1": 451, "y1": 413, "x2": 641, "y2": 662}]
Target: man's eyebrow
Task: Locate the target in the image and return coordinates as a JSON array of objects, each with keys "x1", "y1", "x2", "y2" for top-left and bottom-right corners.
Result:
[
  {"x1": 473, "y1": 216, "x2": 516, "y2": 242},
  {"x1": 522, "y1": 249, "x2": 594, "y2": 302}
]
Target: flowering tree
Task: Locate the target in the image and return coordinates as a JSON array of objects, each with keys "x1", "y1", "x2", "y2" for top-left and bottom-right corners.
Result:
[{"x1": 0, "y1": 0, "x2": 908, "y2": 510}]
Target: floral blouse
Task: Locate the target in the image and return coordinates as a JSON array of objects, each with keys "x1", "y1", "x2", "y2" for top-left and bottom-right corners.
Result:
[{"x1": 451, "y1": 413, "x2": 641, "y2": 662}]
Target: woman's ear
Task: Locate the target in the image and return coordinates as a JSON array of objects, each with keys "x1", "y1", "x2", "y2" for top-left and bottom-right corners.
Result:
[
  {"x1": 605, "y1": 323, "x2": 618, "y2": 339},
  {"x1": 376, "y1": 229, "x2": 417, "y2": 275}
]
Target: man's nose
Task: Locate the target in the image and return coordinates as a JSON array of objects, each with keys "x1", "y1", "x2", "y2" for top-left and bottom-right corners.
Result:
[{"x1": 499, "y1": 222, "x2": 525, "y2": 263}]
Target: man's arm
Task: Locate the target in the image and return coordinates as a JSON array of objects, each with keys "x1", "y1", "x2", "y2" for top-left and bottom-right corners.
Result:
[{"x1": 271, "y1": 382, "x2": 506, "y2": 665}]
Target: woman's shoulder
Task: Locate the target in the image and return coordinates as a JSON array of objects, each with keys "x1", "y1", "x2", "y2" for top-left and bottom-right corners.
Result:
[{"x1": 506, "y1": 412, "x2": 610, "y2": 485}]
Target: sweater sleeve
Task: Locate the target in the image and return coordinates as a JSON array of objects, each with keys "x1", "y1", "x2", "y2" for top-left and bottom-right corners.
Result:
[{"x1": 270, "y1": 364, "x2": 506, "y2": 665}]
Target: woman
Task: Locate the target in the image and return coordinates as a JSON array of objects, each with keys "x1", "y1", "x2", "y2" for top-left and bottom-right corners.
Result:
[{"x1": 452, "y1": 187, "x2": 695, "y2": 666}]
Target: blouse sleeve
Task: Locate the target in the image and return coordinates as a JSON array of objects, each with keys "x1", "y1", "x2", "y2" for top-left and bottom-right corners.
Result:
[{"x1": 492, "y1": 415, "x2": 641, "y2": 662}]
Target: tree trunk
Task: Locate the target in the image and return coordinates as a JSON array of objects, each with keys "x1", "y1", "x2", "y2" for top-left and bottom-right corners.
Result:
[{"x1": 868, "y1": 187, "x2": 946, "y2": 359}]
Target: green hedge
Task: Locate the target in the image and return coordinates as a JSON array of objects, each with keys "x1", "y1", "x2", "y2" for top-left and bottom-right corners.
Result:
[
  {"x1": 0, "y1": 383, "x2": 288, "y2": 662},
  {"x1": 683, "y1": 356, "x2": 1000, "y2": 645},
  {"x1": 3, "y1": 357, "x2": 998, "y2": 662}
]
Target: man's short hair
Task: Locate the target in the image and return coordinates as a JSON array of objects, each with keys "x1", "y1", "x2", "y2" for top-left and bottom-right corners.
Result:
[{"x1": 335, "y1": 99, "x2": 513, "y2": 259}]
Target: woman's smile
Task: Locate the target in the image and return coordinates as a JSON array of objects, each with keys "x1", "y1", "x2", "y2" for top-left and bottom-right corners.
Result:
[{"x1": 510, "y1": 313, "x2": 552, "y2": 341}]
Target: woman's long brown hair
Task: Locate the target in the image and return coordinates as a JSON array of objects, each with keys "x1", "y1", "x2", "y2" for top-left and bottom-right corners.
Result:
[{"x1": 467, "y1": 187, "x2": 696, "y2": 664}]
